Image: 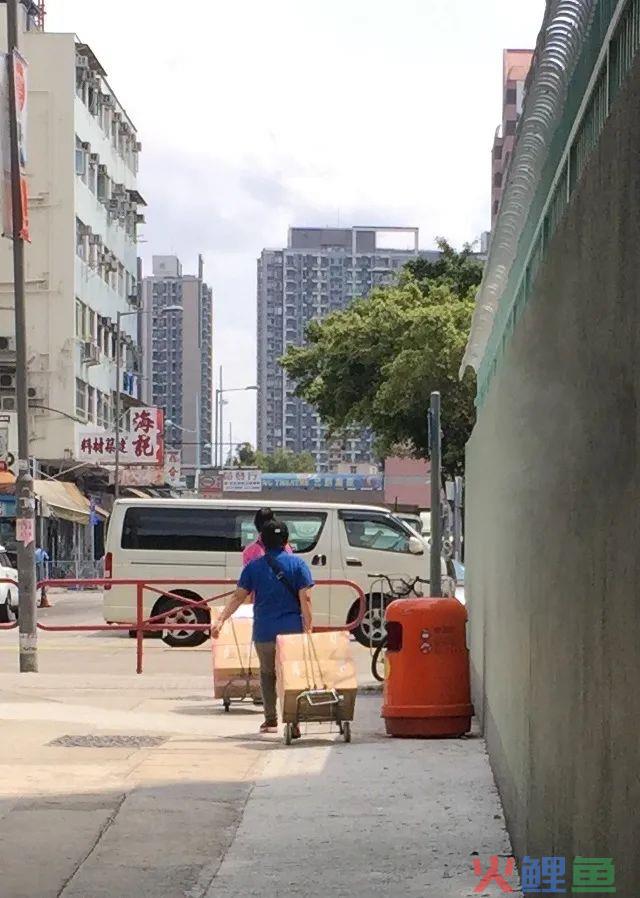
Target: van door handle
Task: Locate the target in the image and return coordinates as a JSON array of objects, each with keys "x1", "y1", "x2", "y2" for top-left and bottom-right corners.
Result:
[
  {"x1": 311, "y1": 555, "x2": 321, "y2": 566},
  {"x1": 345, "y1": 557, "x2": 362, "y2": 567}
]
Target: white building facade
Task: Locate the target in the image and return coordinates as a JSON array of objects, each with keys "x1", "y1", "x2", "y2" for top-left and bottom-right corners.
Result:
[{"x1": 0, "y1": 4, "x2": 144, "y2": 466}]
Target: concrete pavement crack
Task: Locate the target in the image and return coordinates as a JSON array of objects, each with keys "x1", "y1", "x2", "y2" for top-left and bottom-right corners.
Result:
[{"x1": 55, "y1": 791, "x2": 127, "y2": 898}]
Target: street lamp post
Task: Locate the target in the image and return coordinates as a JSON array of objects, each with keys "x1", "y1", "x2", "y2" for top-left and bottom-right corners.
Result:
[
  {"x1": 213, "y1": 371, "x2": 258, "y2": 469},
  {"x1": 114, "y1": 305, "x2": 181, "y2": 499}
]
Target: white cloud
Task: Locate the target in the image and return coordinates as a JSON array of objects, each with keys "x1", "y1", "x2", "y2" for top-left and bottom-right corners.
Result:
[{"x1": 45, "y1": 0, "x2": 545, "y2": 447}]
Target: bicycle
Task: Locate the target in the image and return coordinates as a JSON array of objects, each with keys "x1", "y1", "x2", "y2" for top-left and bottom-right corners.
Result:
[{"x1": 368, "y1": 574, "x2": 429, "y2": 682}]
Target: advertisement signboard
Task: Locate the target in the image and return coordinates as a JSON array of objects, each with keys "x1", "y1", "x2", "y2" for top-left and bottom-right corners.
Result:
[
  {"x1": 222, "y1": 469, "x2": 262, "y2": 493},
  {"x1": 0, "y1": 51, "x2": 29, "y2": 241},
  {"x1": 78, "y1": 407, "x2": 164, "y2": 466},
  {"x1": 198, "y1": 471, "x2": 224, "y2": 497}
]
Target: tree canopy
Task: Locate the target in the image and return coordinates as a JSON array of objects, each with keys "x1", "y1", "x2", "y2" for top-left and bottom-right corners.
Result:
[
  {"x1": 280, "y1": 239, "x2": 481, "y2": 474},
  {"x1": 231, "y1": 443, "x2": 316, "y2": 473}
]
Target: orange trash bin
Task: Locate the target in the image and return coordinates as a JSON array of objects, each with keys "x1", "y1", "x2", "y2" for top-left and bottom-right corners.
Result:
[{"x1": 381, "y1": 597, "x2": 473, "y2": 737}]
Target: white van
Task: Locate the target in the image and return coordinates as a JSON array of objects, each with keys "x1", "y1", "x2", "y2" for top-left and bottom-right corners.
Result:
[{"x1": 103, "y1": 498, "x2": 453, "y2": 648}]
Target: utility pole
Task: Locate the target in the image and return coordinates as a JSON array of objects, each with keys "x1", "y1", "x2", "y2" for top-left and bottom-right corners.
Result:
[
  {"x1": 453, "y1": 475, "x2": 463, "y2": 562},
  {"x1": 429, "y1": 392, "x2": 442, "y2": 598},
  {"x1": 114, "y1": 311, "x2": 122, "y2": 499},
  {"x1": 7, "y1": 0, "x2": 37, "y2": 671}
]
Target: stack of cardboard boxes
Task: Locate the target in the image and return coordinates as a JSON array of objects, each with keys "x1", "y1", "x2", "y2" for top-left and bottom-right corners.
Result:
[
  {"x1": 212, "y1": 616, "x2": 261, "y2": 701},
  {"x1": 276, "y1": 631, "x2": 357, "y2": 723}
]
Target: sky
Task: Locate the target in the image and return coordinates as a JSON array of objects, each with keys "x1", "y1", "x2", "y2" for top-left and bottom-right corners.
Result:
[{"x1": 47, "y1": 0, "x2": 546, "y2": 449}]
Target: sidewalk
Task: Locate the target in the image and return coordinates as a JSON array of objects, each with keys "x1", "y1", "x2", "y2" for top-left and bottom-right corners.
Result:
[{"x1": 0, "y1": 670, "x2": 519, "y2": 898}]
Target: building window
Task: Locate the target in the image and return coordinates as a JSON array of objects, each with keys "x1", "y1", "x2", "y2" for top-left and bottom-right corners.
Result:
[
  {"x1": 87, "y1": 385, "x2": 95, "y2": 422},
  {"x1": 75, "y1": 137, "x2": 86, "y2": 177},
  {"x1": 75, "y1": 378, "x2": 87, "y2": 419},
  {"x1": 505, "y1": 86, "x2": 517, "y2": 105},
  {"x1": 75, "y1": 299, "x2": 85, "y2": 338},
  {"x1": 493, "y1": 172, "x2": 502, "y2": 188},
  {"x1": 505, "y1": 119, "x2": 517, "y2": 136}
]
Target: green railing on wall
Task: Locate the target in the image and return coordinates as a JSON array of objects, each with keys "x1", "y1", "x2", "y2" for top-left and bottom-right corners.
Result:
[{"x1": 477, "y1": 0, "x2": 640, "y2": 408}]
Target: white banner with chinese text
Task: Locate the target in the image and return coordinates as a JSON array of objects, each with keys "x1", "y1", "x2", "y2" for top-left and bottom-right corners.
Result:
[{"x1": 77, "y1": 407, "x2": 164, "y2": 466}]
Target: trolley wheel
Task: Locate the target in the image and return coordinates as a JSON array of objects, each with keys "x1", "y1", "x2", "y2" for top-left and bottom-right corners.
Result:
[
  {"x1": 223, "y1": 699, "x2": 231, "y2": 712},
  {"x1": 284, "y1": 723, "x2": 293, "y2": 745},
  {"x1": 342, "y1": 721, "x2": 351, "y2": 743}
]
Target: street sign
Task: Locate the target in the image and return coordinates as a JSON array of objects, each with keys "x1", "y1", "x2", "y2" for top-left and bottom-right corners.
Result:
[{"x1": 164, "y1": 449, "x2": 182, "y2": 487}]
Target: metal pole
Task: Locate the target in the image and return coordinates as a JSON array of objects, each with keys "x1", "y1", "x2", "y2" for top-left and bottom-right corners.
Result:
[
  {"x1": 195, "y1": 390, "x2": 201, "y2": 491},
  {"x1": 114, "y1": 311, "x2": 121, "y2": 499},
  {"x1": 429, "y1": 392, "x2": 442, "y2": 597},
  {"x1": 213, "y1": 387, "x2": 219, "y2": 470},
  {"x1": 453, "y1": 475, "x2": 463, "y2": 562},
  {"x1": 218, "y1": 365, "x2": 223, "y2": 469},
  {"x1": 228, "y1": 421, "x2": 232, "y2": 466},
  {"x1": 7, "y1": 1, "x2": 37, "y2": 672}
]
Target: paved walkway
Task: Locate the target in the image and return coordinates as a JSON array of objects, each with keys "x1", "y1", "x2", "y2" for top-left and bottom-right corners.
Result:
[{"x1": 0, "y1": 668, "x2": 520, "y2": 898}]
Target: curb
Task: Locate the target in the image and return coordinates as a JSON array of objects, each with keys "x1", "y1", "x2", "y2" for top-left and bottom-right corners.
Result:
[{"x1": 358, "y1": 682, "x2": 383, "y2": 694}]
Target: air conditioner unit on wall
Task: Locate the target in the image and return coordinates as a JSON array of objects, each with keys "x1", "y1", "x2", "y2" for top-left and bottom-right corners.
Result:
[
  {"x1": 0, "y1": 372, "x2": 16, "y2": 390},
  {"x1": 0, "y1": 337, "x2": 16, "y2": 353},
  {"x1": 1, "y1": 396, "x2": 15, "y2": 411},
  {"x1": 83, "y1": 342, "x2": 100, "y2": 366}
]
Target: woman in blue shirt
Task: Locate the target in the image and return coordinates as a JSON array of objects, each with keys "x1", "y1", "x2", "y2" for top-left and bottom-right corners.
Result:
[{"x1": 212, "y1": 520, "x2": 313, "y2": 734}]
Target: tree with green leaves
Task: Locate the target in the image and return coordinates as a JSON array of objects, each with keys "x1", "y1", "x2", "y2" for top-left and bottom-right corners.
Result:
[
  {"x1": 231, "y1": 444, "x2": 316, "y2": 473},
  {"x1": 280, "y1": 239, "x2": 481, "y2": 474},
  {"x1": 233, "y1": 442, "x2": 257, "y2": 468},
  {"x1": 255, "y1": 448, "x2": 316, "y2": 473}
]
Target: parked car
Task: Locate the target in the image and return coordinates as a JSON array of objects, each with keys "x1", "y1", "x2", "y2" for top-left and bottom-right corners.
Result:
[
  {"x1": 0, "y1": 546, "x2": 19, "y2": 623},
  {"x1": 104, "y1": 499, "x2": 455, "y2": 648},
  {"x1": 395, "y1": 513, "x2": 423, "y2": 535}
]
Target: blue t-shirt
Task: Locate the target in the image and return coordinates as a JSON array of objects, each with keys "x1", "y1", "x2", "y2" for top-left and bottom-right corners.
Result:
[{"x1": 238, "y1": 549, "x2": 314, "y2": 643}]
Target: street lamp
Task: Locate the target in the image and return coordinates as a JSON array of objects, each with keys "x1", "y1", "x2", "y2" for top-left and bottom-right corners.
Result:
[
  {"x1": 164, "y1": 419, "x2": 211, "y2": 490},
  {"x1": 114, "y1": 305, "x2": 181, "y2": 499},
  {"x1": 213, "y1": 374, "x2": 258, "y2": 468}
]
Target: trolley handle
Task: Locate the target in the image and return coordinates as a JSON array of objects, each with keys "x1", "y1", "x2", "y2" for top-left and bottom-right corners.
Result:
[{"x1": 298, "y1": 688, "x2": 340, "y2": 707}]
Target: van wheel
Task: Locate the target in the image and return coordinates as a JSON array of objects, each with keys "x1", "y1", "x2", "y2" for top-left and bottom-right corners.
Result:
[
  {"x1": 347, "y1": 594, "x2": 390, "y2": 648},
  {"x1": 154, "y1": 594, "x2": 210, "y2": 648},
  {"x1": 0, "y1": 600, "x2": 16, "y2": 624}
]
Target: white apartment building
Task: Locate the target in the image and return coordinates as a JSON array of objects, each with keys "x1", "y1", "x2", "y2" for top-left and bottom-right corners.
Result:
[{"x1": 0, "y1": 3, "x2": 144, "y2": 466}]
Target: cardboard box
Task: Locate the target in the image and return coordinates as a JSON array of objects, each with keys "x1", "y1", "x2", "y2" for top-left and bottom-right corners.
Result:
[
  {"x1": 276, "y1": 633, "x2": 357, "y2": 723},
  {"x1": 276, "y1": 630, "x2": 351, "y2": 663},
  {"x1": 212, "y1": 617, "x2": 261, "y2": 700}
]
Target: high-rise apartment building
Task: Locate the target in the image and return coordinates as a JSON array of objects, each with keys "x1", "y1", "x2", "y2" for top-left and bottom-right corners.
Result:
[
  {"x1": 0, "y1": 2, "x2": 145, "y2": 465},
  {"x1": 491, "y1": 49, "x2": 534, "y2": 228},
  {"x1": 141, "y1": 255, "x2": 213, "y2": 476},
  {"x1": 257, "y1": 227, "x2": 434, "y2": 472}
]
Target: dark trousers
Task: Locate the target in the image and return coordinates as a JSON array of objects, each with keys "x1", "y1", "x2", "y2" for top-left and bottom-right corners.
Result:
[{"x1": 254, "y1": 641, "x2": 277, "y2": 722}]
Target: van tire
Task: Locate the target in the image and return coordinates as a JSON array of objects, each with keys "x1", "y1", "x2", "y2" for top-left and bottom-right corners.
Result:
[
  {"x1": 0, "y1": 600, "x2": 15, "y2": 624},
  {"x1": 347, "y1": 594, "x2": 390, "y2": 648},
  {"x1": 154, "y1": 593, "x2": 210, "y2": 648}
]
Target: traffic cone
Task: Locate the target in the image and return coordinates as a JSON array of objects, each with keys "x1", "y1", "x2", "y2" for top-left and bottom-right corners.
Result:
[{"x1": 39, "y1": 589, "x2": 51, "y2": 608}]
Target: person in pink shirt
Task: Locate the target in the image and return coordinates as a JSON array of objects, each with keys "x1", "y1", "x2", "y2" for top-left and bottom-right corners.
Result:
[{"x1": 242, "y1": 507, "x2": 293, "y2": 566}]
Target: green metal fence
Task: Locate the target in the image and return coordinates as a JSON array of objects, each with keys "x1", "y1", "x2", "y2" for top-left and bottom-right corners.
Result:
[{"x1": 477, "y1": 0, "x2": 640, "y2": 407}]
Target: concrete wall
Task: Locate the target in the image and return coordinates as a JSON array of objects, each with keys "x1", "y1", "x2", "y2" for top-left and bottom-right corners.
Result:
[{"x1": 466, "y1": 58, "x2": 640, "y2": 891}]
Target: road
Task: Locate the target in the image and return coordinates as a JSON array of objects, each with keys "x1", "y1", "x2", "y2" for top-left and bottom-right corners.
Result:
[{"x1": 0, "y1": 590, "x2": 382, "y2": 682}]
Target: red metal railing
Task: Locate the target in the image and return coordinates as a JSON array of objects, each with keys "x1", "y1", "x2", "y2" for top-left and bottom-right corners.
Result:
[{"x1": 1, "y1": 577, "x2": 366, "y2": 674}]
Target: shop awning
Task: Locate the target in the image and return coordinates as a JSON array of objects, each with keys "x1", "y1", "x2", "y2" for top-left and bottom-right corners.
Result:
[{"x1": 33, "y1": 481, "x2": 91, "y2": 525}]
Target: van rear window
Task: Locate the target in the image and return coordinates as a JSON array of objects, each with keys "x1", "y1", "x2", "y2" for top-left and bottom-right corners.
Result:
[{"x1": 121, "y1": 507, "x2": 327, "y2": 553}]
